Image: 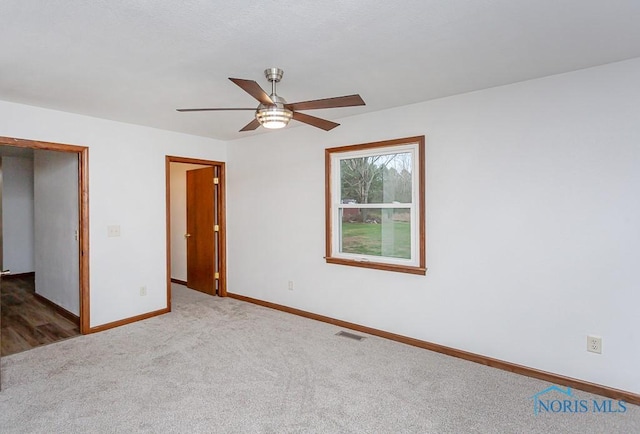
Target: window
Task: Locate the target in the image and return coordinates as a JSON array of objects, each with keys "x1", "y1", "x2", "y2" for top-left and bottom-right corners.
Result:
[{"x1": 325, "y1": 136, "x2": 426, "y2": 275}]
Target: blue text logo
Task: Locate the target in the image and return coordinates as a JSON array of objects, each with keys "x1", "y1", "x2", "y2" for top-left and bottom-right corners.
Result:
[{"x1": 529, "y1": 386, "x2": 627, "y2": 415}]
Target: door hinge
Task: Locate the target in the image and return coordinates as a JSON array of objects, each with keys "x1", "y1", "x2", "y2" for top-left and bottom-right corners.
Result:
[
  {"x1": 214, "y1": 225, "x2": 219, "y2": 232},
  {"x1": 214, "y1": 272, "x2": 220, "y2": 279},
  {"x1": 213, "y1": 177, "x2": 219, "y2": 184}
]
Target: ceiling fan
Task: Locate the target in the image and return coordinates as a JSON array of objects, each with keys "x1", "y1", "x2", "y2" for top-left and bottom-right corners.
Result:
[{"x1": 177, "y1": 68, "x2": 365, "y2": 132}]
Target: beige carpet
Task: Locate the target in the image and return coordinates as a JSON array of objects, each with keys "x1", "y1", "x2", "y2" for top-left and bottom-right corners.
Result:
[{"x1": 0, "y1": 284, "x2": 638, "y2": 433}]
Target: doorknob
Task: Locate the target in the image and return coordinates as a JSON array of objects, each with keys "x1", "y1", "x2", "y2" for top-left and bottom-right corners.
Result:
[
  {"x1": 1, "y1": 269, "x2": 10, "y2": 276},
  {"x1": 184, "y1": 233, "x2": 191, "y2": 238}
]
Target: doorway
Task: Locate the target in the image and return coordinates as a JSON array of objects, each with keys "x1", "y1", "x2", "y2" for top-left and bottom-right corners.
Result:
[
  {"x1": 165, "y1": 156, "x2": 226, "y2": 308},
  {"x1": 0, "y1": 136, "x2": 89, "y2": 389}
]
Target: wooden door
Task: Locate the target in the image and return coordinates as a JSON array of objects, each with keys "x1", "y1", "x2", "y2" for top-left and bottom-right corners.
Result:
[{"x1": 186, "y1": 167, "x2": 215, "y2": 294}]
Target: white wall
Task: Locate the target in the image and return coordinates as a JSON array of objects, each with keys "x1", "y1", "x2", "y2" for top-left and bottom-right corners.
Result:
[
  {"x1": 170, "y1": 162, "x2": 209, "y2": 282},
  {"x1": 33, "y1": 150, "x2": 79, "y2": 314},
  {"x1": 227, "y1": 58, "x2": 640, "y2": 395},
  {"x1": 0, "y1": 100, "x2": 227, "y2": 326},
  {"x1": 1, "y1": 156, "x2": 35, "y2": 274}
]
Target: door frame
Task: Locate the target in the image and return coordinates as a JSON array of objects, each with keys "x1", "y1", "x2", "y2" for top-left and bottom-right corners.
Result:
[
  {"x1": 165, "y1": 156, "x2": 226, "y2": 309},
  {"x1": 0, "y1": 136, "x2": 90, "y2": 333}
]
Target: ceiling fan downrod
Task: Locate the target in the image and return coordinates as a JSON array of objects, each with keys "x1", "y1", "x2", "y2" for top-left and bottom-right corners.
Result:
[{"x1": 265, "y1": 67, "x2": 284, "y2": 98}]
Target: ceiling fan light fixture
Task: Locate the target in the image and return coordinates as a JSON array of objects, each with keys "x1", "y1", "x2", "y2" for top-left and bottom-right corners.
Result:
[{"x1": 256, "y1": 106, "x2": 293, "y2": 129}]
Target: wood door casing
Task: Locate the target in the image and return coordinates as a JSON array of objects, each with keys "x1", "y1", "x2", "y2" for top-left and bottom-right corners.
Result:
[{"x1": 186, "y1": 167, "x2": 215, "y2": 295}]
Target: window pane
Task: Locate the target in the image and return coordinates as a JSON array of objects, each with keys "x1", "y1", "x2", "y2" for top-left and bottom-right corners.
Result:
[
  {"x1": 340, "y1": 152, "x2": 412, "y2": 204},
  {"x1": 340, "y1": 208, "x2": 411, "y2": 259}
]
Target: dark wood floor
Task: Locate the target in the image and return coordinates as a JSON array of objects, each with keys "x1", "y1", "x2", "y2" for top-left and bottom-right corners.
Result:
[{"x1": 1, "y1": 274, "x2": 80, "y2": 356}]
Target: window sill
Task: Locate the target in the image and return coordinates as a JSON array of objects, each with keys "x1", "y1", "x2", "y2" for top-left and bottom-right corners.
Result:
[{"x1": 325, "y1": 257, "x2": 426, "y2": 275}]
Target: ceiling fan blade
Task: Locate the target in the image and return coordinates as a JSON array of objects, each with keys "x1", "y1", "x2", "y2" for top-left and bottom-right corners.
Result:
[
  {"x1": 176, "y1": 108, "x2": 256, "y2": 112},
  {"x1": 286, "y1": 94, "x2": 365, "y2": 111},
  {"x1": 239, "y1": 118, "x2": 261, "y2": 132},
  {"x1": 229, "y1": 78, "x2": 273, "y2": 105},
  {"x1": 292, "y1": 112, "x2": 340, "y2": 131}
]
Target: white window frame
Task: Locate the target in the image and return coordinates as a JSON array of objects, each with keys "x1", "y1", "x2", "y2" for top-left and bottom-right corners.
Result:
[{"x1": 325, "y1": 136, "x2": 426, "y2": 275}]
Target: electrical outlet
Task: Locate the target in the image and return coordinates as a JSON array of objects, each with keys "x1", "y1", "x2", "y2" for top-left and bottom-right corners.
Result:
[
  {"x1": 587, "y1": 335, "x2": 602, "y2": 354},
  {"x1": 288, "y1": 280, "x2": 294, "y2": 291},
  {"x1": 140, "y1": 286, "x2": 147, "y2": 296}
]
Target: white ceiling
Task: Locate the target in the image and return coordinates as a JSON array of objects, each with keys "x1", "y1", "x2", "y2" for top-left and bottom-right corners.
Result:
[{"x1": 1, "y1": 1, "x2": 639, "y2": 141}]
